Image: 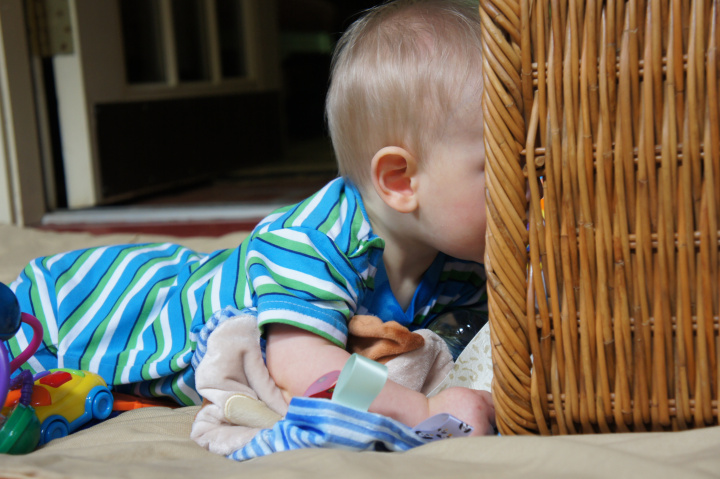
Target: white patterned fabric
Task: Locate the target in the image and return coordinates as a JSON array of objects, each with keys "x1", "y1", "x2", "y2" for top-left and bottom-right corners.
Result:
[{"x1": 428, "y1": 322, "x2": 493, "y2": 395}]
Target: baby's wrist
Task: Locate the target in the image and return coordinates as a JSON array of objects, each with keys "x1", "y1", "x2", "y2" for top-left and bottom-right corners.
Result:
[{"x1": 369, "y1": 380, "x2": 430, "y2": 427}]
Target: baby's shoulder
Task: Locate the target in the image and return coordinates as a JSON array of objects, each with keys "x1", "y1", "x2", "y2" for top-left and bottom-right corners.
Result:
[{"x1": 246, "y1": 178, "x2": 382, "y2": 258}]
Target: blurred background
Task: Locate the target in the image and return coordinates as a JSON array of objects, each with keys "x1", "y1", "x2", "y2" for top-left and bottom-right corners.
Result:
[{"x1": 0, "y1": 0, "x2": 383, "y2": 235}]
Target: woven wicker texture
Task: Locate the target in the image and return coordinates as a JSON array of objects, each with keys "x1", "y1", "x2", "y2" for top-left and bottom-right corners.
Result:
[{"x1": 481, "y1": 0, "x2": 720, "y2": 434}]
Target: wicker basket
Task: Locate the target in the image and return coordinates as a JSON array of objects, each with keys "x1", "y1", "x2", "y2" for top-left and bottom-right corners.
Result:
[{"x1": 482, "y1": 0, "x2": 720, "y2": 434}]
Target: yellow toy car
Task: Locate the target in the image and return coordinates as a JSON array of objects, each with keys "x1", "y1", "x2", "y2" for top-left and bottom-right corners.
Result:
[{"x1": 3, "y1": 368, "x2": 113, "y2": 445}]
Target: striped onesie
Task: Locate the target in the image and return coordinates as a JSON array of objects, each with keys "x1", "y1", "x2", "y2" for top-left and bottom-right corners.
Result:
[{"x1": 7, "y1": 178, "x2": 487, "y2": 405}]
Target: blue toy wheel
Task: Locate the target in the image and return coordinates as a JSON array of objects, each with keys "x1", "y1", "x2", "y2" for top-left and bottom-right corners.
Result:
[
  {"x1": 90, "y1": 387, "x2": 114, "y2": 420},
  {"x1": 41, "y1": 416, "x2": 70, "y2": 445}
]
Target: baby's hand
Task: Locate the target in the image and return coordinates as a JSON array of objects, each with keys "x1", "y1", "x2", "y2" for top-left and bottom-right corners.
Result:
[{"x1": 427, "y1": 387, "x2": 496, "y2": 436}]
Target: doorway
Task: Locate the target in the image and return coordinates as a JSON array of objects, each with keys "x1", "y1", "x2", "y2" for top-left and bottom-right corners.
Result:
[
  {"x1": 31, "y1": 0, "x2": 286, "y2": 210},
  {"x1": 8, "y1": 0, "x2": 387, "y2": 230}
]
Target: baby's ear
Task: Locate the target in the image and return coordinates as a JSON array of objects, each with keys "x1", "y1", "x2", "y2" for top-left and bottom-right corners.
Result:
[{"x1": 370, "y1": 146, "x2": 419, "y2": 213}]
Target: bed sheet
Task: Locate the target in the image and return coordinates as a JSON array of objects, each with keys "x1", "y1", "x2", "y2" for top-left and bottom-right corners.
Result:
[
  {"x1": 4, "y1": 405, "x2": 720, "y2": 479},
  {"x1": 2, "y1": 224, "x2": 720, "y2": 479}
]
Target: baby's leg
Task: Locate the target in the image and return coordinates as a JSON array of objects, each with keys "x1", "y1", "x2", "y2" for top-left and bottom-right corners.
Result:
[{"x1": 5, "y1": 243, "x2": 203, "y2": 405}]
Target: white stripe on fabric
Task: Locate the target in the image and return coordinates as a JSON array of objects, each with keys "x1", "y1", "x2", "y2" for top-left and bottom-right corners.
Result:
[
  {"x1": 257, "y1": 309, "x2": 347, "y2": 345},
  {"x1": 325, "y1": 196, "x2": 347, "y2": 242},
  {"x1": 415, "y1": 304, "x2": 432, "y2": 319},
  {"x1": 268, "y1": 228, "x2": 358, "y2": 307},
  {"x1": 258, "y1": 223, "x2": 272, "y2": 235},
  {"x1": 196, "y1": 253, "x2": 212, "y2": 266},
  {"x1": 326, "y1": 216, "x2": 343, "y2": 242},
  {"x1": 56, "y1": 247, "x2": 109, "y2": 305},
  {"x1": 256, "y1": 211, "x2": 285, "y2": 234},
  {"x1": 356, "y1": 215, "x2": 371, "y2": 242},
  {"x1": 357, "y1": 264, "x2": 377, "y2": 282},
  {"x1": 185, "y1": 263, "x2": 224, "y2": 319},
  {"x1": 269, "y1": 229, "x2": 327, "y2": 256},
  {"x1": 434, "y1": 294, "x2": 453, "y2": 304},
  {"x1": 251, "y1": 276, "x2": 278, "y2": 290},
  {"x1": 60, "y1": 244, "x2": 174, "y2": 366},
  {"x1": 148, "y1": 306, "x2": 172, "y2": 379},
  {"x1": 339, "y1": 196, "x2": 348, "y2": 223},
  {"x1": 210, "y1": 264, "x2": 223, "y2": 315},
  {"x1": 10, "y1": 321, "x2": 46, "y2": 374},
  {"x1": 45, "y1": 250, "x2": 69, "y2": 271},
  {"x1": 8, "y1": 275, "x2": 22, "y2": 292},
  {"x1": 176, "y1": 372, "x2": 202, "y2": 405},
  {"x1": 119, "y1": 285, "x2": 171, "y2": 383},
  {"x1": 88, "y1": 251, "x2": 186, "y2": 372},
  {"x1": 442, "y1": 259, "x2": 483, "y2": 272},
  {"x1": 243, "y1": 282, "x2": 253, "y2": 310},
  {"x1": 310, "y1": 300, "x2": 350, "y2": 311},
  {"x1": 247, "y1": 251, "x2": 355, "y2": 308},
  {"x1": 152, "y1": 376, "x2": 166, "y2": 397},
  {"x1": 464, "y1": 290, "x2": 486, "y2": 304},
  {"x1": 29, "y1": 260, "x2": 58, "y2": 346},
  {"x1": 174, "y1": 350, "x2": 191, "y2": 370},
  {"x1": 291, "y1": 180, "x2": 332, "y2": 227}
]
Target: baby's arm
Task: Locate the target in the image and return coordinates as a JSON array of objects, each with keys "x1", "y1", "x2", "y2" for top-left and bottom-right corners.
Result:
[{"x1": 265, "y1": 324, "x2": 495, "y2": 435}]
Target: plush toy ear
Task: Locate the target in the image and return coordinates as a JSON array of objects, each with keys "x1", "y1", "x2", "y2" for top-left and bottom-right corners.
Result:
[
  {"x1": 370, "y1": 146, "x2": 419, "y2": 213},
  {"x1": 347, "y1": 315, "x2": 425, "y2": 364}
]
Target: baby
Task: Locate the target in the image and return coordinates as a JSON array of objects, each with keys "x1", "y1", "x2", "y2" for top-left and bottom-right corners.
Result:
[
  {"x1": 6, "y1": 0, "x2": 494, "y2": 435},
  {"x1": 267, "y1": 0, "x2": 493, "y2": 433}
]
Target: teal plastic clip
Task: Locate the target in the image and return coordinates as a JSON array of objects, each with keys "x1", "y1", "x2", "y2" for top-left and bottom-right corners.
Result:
[{"x1": 331, "y1": 354, "x2": 388, "y2": 412}]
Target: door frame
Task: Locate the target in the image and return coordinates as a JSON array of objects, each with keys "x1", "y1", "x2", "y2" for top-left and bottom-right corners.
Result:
[{"x1": 0, "y1": 0, "x2": 46, "y2": 226}]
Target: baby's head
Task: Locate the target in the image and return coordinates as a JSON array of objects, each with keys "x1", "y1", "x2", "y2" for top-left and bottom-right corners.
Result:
[{"x1": 326, "y1": 0, "x2": 484, "y2": 191}]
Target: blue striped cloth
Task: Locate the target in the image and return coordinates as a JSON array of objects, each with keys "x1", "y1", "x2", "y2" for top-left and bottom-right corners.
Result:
[{"x1": 231, "y1": 396, "x2": 426, "y2": 461}]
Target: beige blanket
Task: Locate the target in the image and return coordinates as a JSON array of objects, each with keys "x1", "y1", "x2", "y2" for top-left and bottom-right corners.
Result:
[{"x1": 2, "y1": 224, "x2": 719, "y2": 479}]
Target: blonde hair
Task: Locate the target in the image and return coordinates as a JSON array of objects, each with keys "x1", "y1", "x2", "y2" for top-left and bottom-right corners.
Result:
[{"x1": 326, "y1": 0, "x2": 484, "y2": 188}]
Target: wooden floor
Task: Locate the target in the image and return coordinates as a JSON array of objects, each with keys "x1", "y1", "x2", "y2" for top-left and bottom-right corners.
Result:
[{"x1": 38, "y1": 138, "x2": 338, "y2": 237}]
